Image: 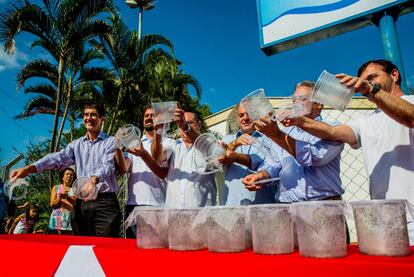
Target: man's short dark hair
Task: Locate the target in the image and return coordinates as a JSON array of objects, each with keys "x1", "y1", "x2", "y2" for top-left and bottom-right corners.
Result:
[
  {"x1": 84, "y1": 103, "x2": 105, "y2": 117},
  {"x1": 357, "y1": 59, "x2": 401, "y2": 85}
]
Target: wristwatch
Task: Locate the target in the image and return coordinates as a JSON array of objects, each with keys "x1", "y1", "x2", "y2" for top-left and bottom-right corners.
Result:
[{"x1": 367, "y1": 81, "x2": 381, "y2": 98}]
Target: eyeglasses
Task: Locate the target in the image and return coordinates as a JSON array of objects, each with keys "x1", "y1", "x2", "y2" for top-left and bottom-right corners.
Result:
[{"x1": 292, "y1": 95, "x2": 311, "y2": 103}]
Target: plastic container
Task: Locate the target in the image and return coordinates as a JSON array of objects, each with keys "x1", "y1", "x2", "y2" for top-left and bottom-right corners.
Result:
[
  {"x1": 167, "y1": 208, "x2": 207, "y2": 251},
  {"x1": 151, "y1": 101, "x2": 177, "y2": 125},
  {"x1": 3, "y1": 178, "x2": 28, "y2": 201},
  {"x1": 350, "y1": 199, "x2": 410, "y2": 256},
  {"x1": 311, "y1": 70, "x2": 354, "y2": 111},
  {"x1": 115, "y1": 124, "x2": 141, "y2": 150},
  {"x1": 206, "y1": 206, "x2": 246, "y2": 252},
  {"x1": 274, "y1": 101, "x2": 311, "y2": 122},
  {"x1": 250, "y1": 204, "x2": 294, "y2": 254},
  {"x1": 136, "y1": 207, "x2": 168, "y2": 249},
  {"x1": 294, "y1": 201, "x2": 347, "y2": 258},
  {"x1": 240, "y1": 88, "x2": 274, "y2": 121},
  {"x1": 192, "y1": 133, "x2": 225, "y2": 175},
  {"x1": 72, "y1": 177, "x2": 97, "y2": 200}
]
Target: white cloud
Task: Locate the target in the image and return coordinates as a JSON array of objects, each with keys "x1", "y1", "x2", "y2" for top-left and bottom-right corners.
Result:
[
  {"x1": 0, "y1": 48, "x2": 28, "y2": 72},
  {"x1": 209, "y1": 88, "x2": 216, "y2": 93}
]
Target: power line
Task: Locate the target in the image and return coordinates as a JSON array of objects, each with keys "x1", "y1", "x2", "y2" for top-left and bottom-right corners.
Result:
[
  {"x1": 0, "y1": 87, "x2": 27, "y2": 107},
  {"x1": 0, "y1": 104, "x2": 37, "y2": 137}
]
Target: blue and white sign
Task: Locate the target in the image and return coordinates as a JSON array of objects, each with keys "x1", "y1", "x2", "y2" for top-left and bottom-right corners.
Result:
[{"x1": 258, "y1": 0, "x2": 414, "y2": 55}]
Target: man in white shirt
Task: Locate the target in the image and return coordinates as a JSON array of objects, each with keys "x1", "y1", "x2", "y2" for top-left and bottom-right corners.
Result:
[
  {"x1": 152, "y1": 107, "x2": 217, "y2": 208},
  {"x1": 283, "y1": 59, "x2": 414, "y2": 243},
  {"x1": 116, "y1": 106, "x2": 173, "y2": 237}
]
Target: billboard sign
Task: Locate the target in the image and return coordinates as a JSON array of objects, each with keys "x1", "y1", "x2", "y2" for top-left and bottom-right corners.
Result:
[{"x1": 257, "y1": 0, "x2": 414, "y2": 55}]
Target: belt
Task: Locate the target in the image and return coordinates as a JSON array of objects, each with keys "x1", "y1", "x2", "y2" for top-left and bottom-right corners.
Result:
[
  {"x1": 322, "y1": 195, "x2": 343, "y2": 201},
  {"x1": 96, "y1": 192, "x2": 117, "y2": 199}
]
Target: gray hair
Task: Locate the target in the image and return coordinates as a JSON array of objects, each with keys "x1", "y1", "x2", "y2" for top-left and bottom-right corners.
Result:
[{"x1": 295, "y1": 80, "x2": 315, "y2": 89}]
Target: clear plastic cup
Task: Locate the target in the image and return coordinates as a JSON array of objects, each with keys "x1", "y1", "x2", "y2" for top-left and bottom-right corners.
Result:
[
  {"x1": 192, "y1": 133, "x2": 225, "y2": 175},
  {"x1": 350, "y1": 199, "x2": 410, "y2": 256},
  {"x1": 167, "y1": 208, "x2": 207, "y2": 251},
  {"x1": 206, "y1": 206, "x2": 246, "y2": 252},
  {"x1": 294, "y1": 201, "x2": 347, "y2": 258},
  {"x1": 3, "y1": 179, "x2": 28, "y2": 201},
  {"x1": 311, "y1": 70, "x2": 355, "y2": 111},
  {"x1": 72, "y1": 177, "x2": 98, "y2": 200},
  {"x1": 250, "y1": 204, "x2": 294, "y2": 254},
  {"x1": 151, "y1": 101, "x2": 177, "y2": 125},
  {"x1": 136, "y1": 207, "x2": 168, "y2": 249},
  {"x1": 240, "y1": 88, "x2": 274, "y2": 121},
  {"x1": 115, "y1": 124, "x2": 141, "y2": 150},
  {"x1": 275, "y1": 97, "x2": 312, "y2": 121}
]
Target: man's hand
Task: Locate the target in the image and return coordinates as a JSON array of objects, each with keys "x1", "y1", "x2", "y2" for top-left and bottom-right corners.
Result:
[
  {"x1": 79, "y1": 181, "x2": 96, "y2": 201},
  {"x1": 281, "y1": 116, "x2": 305, "y2": 127},
  {"x1": 335, "y1": 73, "x2": 371, "y2": 95},
  {"x1": 217, "y1": 142, "x2": 234, "y2": 166},
  {"x1": 9, "y1": 165, "x2": 37, "y2": 183},
  {"x1": 173, "y1": 103, "x2": 188, "y2": 131},
  {"x1": 128, "y1": 142, "x2": 147, "y2": 157},
  {"x1": 255, "y1": 115, "x2": 280, "y2": 139},
  {"x1": 242, "y1": 170, "x2": 270, "y2": 191}
]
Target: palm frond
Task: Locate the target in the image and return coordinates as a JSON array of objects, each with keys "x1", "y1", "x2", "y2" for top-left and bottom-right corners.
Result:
[
  {"x1": 14, "y1": 95, "x2": 57, "y2": 119},
  {"x1": 17, "y1": 59, "x2": 59, "y2": 88},
  {"x1": 24, "y1": 83, "x2": 57, "y2": 99}
]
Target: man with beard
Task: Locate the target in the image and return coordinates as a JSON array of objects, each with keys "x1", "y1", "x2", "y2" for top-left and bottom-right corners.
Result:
[{"x1": 116, "y1": 105, "x2": 174, "y2": 238}]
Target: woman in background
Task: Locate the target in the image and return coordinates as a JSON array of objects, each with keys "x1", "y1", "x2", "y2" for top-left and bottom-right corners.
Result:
[{"x1": 48, "y1": 167, "x2": 75, "y2": 234}]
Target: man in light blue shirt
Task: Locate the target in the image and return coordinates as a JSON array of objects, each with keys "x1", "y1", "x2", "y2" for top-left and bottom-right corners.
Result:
[
  {"x1": 243, "y1": 81, "x2": 345, "y2": 202},
  {"x1": 10, "y1": 103, "x2": 121, "y2": 237},
  {"x1": 220, "y1": 104, "x2": 277, "y2": 205}
]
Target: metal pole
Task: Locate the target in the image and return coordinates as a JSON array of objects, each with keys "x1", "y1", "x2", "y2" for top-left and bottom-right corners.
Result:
[
  {"x1": 376, "y1": 10, "x2": 408, "y2": 92},
  {"x1": 138, "y1": 6, "x2": 143, "y2": 42}
]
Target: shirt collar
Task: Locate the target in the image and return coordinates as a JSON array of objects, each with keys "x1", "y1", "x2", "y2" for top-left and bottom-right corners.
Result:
[
  {"x1": 82, "y1": 131, "x2": 108, "y2": 142},
  {"x1": 141, "y1": 133, "x2": 150, "y2": 142},
  {"x1": 236, "y1": 130, "x2": 262, "y2": 138}
]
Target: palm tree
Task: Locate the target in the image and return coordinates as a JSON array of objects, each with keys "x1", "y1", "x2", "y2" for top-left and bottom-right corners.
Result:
[
  {"x1": 91, "y1": 15, "x2": 174, "y2": 134},
  {"x1": 14, "y1": 51, "x2": 109, "y2": 149},
  {"x1": 0, "y1": 0, "x2": 116, "y2": 153}
]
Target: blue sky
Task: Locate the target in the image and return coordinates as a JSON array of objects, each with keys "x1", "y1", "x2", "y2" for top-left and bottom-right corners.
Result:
[{"x1": 1, "y1": 0, "x2": 414, "y2": 164}]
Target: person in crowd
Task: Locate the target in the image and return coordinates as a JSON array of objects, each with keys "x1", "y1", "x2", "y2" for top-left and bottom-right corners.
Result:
[
  {"x1": 219, "y1": 104, "x2": 278, "y2": 205},
  {"x1": 115, "y1": 106, "x2": 173, "y2": 238},
  {"x1": 243, "y1": 80, "x2": 349, "y2": 243},
  {"x1": 151, "y1": 105, "x2": 217, "y2": 208},
  {"x1": 243, "y1": 80, "x2": 345, "y2": 203},
  {"x1": 10, "y1": 103, "x2": 121, "y2": 237},
  {"x1": 0, "y1": 178, "x2": 5, "y2": 233},
  {"x1": 8, "y1": 203, "x2": 40, "y2": 234},
  {"x1": 48, "y1": 167, "x2": 76, "y2": 235},
  {"x1": 280, "y1": 60, "x2": 414, "y2": 243}
]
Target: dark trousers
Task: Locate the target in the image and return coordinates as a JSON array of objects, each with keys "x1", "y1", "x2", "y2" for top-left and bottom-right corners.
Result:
[
  {"x1": 71, "y1": 193, "x2": 121, "y2": 237},
  {"x1": 125, "y1": 204, "x2": 137, "y2": 239},
  {"x1": 124, "y1": 204, "x2": 152, "y2": 238}
]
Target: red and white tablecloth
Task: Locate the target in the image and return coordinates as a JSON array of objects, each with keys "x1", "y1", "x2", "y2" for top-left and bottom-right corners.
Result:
[{"x1": 1, "y1": 234, "x2": 414, "y2": 276}]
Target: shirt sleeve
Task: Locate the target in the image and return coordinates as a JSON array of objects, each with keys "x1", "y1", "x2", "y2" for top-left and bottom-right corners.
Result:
[
  {"x1": 257, "y1": 155, "x2": 282, "y2": 180},
  {"x1": 93, "y1": 137, "x2": 116, "y2": 182},
  {"x1": 346, "y1": 118, "x2": 363, "y2": 149},
  {"x1": 33, "y1": 142, "x2": 76, "y2": 172},
  {"x1": 295, "y1": 122, "x2": 344, "y2": 167}
]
